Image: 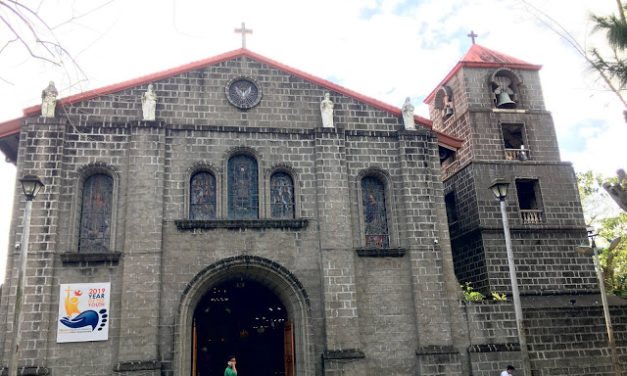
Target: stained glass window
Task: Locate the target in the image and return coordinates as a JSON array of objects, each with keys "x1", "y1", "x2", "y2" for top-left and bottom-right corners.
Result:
[
  {"x1": 79, "y1": 174, "x2": 113, "y2": 252},
  {"x1": 361, "y1": 177, "x2": 389, "y2": 248},
  {"x1": 271, "y1": 172, "x2": 295, "y2": 219},
  {"x1": 190, "y1": 172, "x2": 216, "y2": 220},
  {"x1": 228, "y1": 155, "x2": 258, "y2": 219}
]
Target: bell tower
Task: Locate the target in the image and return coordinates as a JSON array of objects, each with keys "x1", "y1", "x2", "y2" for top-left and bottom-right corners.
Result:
[{"x1": 426, "y1": 44, "x2": 596, "y2": 295}]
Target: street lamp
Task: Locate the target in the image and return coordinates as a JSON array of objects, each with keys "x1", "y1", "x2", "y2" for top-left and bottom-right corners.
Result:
[
  {"x1": 8, "y1": 175, "x2": 44, "y2": 376},
  {"x1": 488, "y1": 178, "x2": 532, "y2": 376},
  {"x1": 574, "y1": 232, "x2": 622, "y2": 376},
  {"x1": 19, "y1": 175, "x2": 45, "y2": 201}
]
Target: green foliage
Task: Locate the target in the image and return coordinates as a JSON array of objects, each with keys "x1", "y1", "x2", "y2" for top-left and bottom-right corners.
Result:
[
  {"x1": 598, "y1": 212, "x2": 627, "y2": 296},
  {"x1": 591, "y1": 3, "x2": 627, "y2": 87},
  {"x1": 589, "y1": 2, "x2": 627, "y2": 104},
  {"x1": 576, "y1": 171, "x2": 603, "y2": 201},
  {"x1": 592, "y1": 10, "x2": 627, "y2": 50},
  {"x1": 460, "y1": 283, "x2": 509, "y2": 302},
  {"x1": 577, "y1": 171, "x2": 627, "y2": 296},
  {"x1": 576, "y1": 171, "x2": 611, "y2": 225},
  {"x1": 461, "y1": 282, "x2": 485, "y2": 302},
  {"x1": 491, "y1": 292, "x2": 508, "y2": 301}
]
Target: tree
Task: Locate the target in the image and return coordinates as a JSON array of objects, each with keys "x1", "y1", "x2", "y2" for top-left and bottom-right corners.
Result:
[
  {"x1": 590, "y1": 2, "x2": 627, "y2": 97},
  {"x1": 603, "y1": 169, "x2": 627, "y2": 211},
  {"x1": 0, "y1": 0, "x2": 113, "y2": 87},
  {"x1": 521, "y1": 0, "x2": 627, "y2": 113},
  {"x1": 577, "y1": 171, "x2": 610, "y2": 224},
  {"x1": 598, "y1": 212, "x2": 627, "y2": 296},
  {"x1": 577, "y1": 171, "x2": 627, "y2": 296}
]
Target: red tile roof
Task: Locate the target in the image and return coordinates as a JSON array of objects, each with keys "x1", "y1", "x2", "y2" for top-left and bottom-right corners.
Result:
[
  {"x1": 0, "y1": 117, "x2": 21, "y2": 139},
  {"x1": 424, "y1": 44, "x2": 542, "y2": 103},
  {"x1": 0, "y1": 48, "x2": 463, "y2": 150}
]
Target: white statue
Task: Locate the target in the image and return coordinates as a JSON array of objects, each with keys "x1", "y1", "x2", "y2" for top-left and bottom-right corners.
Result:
[
  {"x1": 41, "y1": 81, "x2": 58, "y2": 118},
  {"x1": 142, "y1": 84, "x2": 158, "y2": 121},
  {"x1": 320, "y1": 92, "x2": 334, "y2": 128},
  {"x1": 402, "y1": 97, "x2": 415, "y2": 130}
]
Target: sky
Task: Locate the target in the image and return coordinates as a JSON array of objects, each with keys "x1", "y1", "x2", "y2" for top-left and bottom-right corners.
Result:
[{"x1": 0, "y1": 0, "x2": 625, "y2": 282}]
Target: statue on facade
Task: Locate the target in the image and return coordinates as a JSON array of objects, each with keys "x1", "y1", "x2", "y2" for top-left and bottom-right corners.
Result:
[
  {"x1": 402, "y1": 97, "x2": 415, "y2": 130},
  {"x1": 142, "y1": 84, "x2": 158, "y2": 121},
  {"x1": 603, "y1": 169, "x2": 627, "y2": 212},
  {"x1": 320, "y1": 92, "x2": 334, "y2": 128},
  {"x1": 41, "y1": 81, "x2": 58, "y2": 118}
]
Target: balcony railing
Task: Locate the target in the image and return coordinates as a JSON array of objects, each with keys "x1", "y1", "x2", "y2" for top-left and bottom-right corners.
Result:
[
  {"x1": 504, "y1": 148, "x2": 530, "y2": 161},
  {"x1": 520, "y1": 209, "x2": 543, "y2": 224}
]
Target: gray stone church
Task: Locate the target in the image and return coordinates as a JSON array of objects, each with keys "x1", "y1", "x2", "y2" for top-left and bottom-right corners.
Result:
[{"x1": 0, "y1": 44, "x2": 625, "y2": 376}]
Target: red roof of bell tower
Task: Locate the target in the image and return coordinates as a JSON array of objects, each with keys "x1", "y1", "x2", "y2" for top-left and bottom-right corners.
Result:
[{"x1": 424, "y1": 44, "x2": 542, "y2": 103}]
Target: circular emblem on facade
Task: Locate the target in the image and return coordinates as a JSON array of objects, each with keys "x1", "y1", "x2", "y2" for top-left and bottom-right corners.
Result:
[{"x1": 225, "y1": 77, "x2": 261, "y2": 110}]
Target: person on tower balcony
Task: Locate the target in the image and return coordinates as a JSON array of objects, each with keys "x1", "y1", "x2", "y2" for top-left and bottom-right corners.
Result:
[{"x1": 500, "y1": 365, "x2": 515, "y2": 376}]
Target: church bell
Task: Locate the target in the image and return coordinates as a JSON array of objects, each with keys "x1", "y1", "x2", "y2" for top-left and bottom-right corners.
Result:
[
  {"x1": 496, "y1": 92, "x2": 516, "y2": 109},
  {"x1": 444, "y1": 106, "x2": 454, "y2": 117}
]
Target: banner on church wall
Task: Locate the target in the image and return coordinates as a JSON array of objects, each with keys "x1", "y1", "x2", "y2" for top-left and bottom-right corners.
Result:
[{"x1": 56, "y1": 282, "x2": 110, "y2": 343}]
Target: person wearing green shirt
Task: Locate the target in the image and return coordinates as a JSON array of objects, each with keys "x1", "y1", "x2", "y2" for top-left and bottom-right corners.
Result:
[{"x1": 224, "y1": 356, "x2": 237, "y2": 376}]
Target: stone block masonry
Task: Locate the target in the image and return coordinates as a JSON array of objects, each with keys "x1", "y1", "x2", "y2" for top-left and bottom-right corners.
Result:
[{"x1": 1, "y1": 49, "x2": 625, "y2": 376}]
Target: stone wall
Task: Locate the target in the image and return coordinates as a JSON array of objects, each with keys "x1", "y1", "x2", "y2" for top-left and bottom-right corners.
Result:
[
  {"x1": 463, "y1": 296, "x2": 627, "y2": 376},
  {"x1": 0, "y1": 56, "x2": 463, "y2": 376},
  {"x1": 524, "y1": 295, "x2": 627, "y2": 376}
]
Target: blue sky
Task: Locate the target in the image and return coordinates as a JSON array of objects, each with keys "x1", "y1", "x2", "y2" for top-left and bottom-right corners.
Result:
[{"x1": 0, "y1": 0, "x2": 625, "y2": 281}]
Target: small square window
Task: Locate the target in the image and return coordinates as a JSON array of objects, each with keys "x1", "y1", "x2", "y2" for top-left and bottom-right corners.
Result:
[
  {"x1": 515, "y1": 179, "x2": 543, "y2": 224},
  {"x1": 502, "y1": 123, "x2": 529, "y2": 161}
]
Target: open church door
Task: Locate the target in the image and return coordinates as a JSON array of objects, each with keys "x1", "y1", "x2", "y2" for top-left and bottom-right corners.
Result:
[
  {"x1": 284, "y1": 321, "x2": 294, "y2": 376},
  {"x1": 194, "y1": 279, "x2": 289, "y2": 376}
]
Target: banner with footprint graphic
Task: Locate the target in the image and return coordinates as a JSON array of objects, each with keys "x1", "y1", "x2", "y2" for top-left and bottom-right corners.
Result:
[{"x1": 57, "y1": 282, "x2": 110, "y2": 343}]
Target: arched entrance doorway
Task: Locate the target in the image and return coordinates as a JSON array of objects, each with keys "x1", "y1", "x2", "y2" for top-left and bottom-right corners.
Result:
[
  {"x1": 192, "y1": 279, "x2": 294, "y2": 376},
  {"x1": 175, "y1": 256, "x2": 312, "y2": 376}
]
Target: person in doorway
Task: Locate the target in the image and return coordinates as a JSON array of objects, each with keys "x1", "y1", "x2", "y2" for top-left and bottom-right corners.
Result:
[
  {"x1": 500, "y1": 365, "x2": 515, "y2": 375},
  {"x1": 225, "y1": 356, "x2": 237, "y2": 376}
]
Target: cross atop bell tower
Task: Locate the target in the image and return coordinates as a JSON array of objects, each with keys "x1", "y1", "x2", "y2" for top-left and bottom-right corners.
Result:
[{"x1": 235, "y1": 22, "x2": 253, "y2": 48}]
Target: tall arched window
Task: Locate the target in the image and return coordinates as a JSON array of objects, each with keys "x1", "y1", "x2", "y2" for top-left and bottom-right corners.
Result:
[
  {"x1": 270, "y1": 172, "x2": 295, "y2": 219},
  {"x1": 228, "y1": 155, "x2": 258, "y2": 219},
  {"x1": 190, "y1": 171, "x2": 216, "y2": 220},
  {"x1": 79, "y1": 174, "x2": 113, "y2": 252},
  {"x1": 361, "y1": 176, "x2": 389, "y2": 248}
]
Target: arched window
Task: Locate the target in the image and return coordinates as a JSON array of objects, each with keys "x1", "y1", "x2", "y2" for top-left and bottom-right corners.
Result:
[
  {"x1": 79, "y1": 174, "x2": 113, "y2": 252},
  {"x1": 491, "y1": 69, "x2": 521, "y2": 109},
  {"x1": 190, "y1": 172, "x2": 216, "y2": 220},
  {"x1": 434, "y1": 85, "x2": 454, "y2": 119},
  {"x1": 228, "y1": 155, "x2": 258, "y2": 219},
  {"x1": 270, "y1": 172, "x2": 295, "y2": 219},
  {"x1": 361, "y1": 176, "x2": 389, "y2": 248}
]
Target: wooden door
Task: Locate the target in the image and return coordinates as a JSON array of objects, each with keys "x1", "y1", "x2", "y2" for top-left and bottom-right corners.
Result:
[
  {"x1": 192, "y1": 319, "x2": 198, "y2": 376},
  {"x1": 284, "y1": 321, "x2": 294, "y2": 376}
]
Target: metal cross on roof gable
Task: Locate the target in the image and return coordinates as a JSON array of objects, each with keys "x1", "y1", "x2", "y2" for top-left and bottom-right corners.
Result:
[
  {"x1": 467, "y1": 30, "x2": 478, "y2": 44},
  {"x1": 235, "y1": 22, "x2": 253, "y2": 48}
]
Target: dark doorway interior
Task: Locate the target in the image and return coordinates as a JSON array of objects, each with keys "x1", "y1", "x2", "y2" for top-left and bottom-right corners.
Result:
[{"x1": 193, "y1": 279, "x2": 289, "y2": 376}]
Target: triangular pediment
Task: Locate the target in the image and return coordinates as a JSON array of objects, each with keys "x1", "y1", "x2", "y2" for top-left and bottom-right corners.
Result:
[
  {"x1": 23, "y1": 49, "x2": 433, "y2": 125},
  {"x1": 0, "y1": 48, "x2": 463, "y2": 163}
]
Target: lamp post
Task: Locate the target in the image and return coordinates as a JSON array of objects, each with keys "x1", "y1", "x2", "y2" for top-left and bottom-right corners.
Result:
[
  {"x1": 489, "y1": 178, "x2": 532, "y2": 376},
  {"x1": 574, "y1": 234, "x2": 622, "y2": 376},
  {"x1": 8, "y1": 175, "x2": 44, "y2": 376}
]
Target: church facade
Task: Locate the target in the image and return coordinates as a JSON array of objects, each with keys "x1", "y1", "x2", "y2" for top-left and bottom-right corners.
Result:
[{"x1": 0, "y1": 46, "x2": 625, "y2": 376}]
